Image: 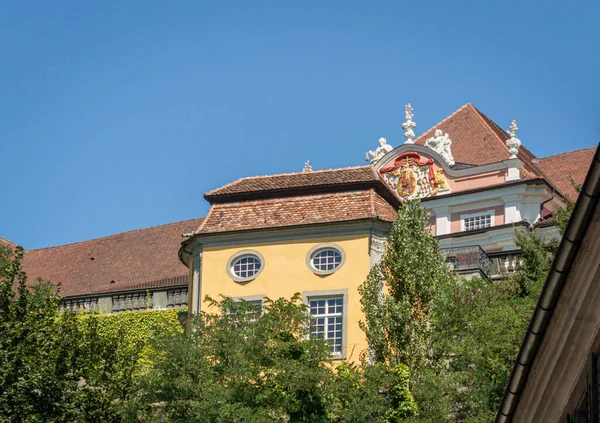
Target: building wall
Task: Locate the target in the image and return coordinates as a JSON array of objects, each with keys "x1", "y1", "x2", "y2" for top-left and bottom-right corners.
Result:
[
  {"x1": 199, "y1": 233, "x2": 372, "y2": 360},
  {"x1": 449, "y1": 205, "x2": 505, "y2": 233},
  {"x1": 446, "y1": 169, "x2": 508, "y2": 192}
]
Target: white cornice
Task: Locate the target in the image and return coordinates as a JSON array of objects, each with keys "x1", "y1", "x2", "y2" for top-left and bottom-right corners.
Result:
[
  {"x1": 374, "y1": 143, "x2": 517, "y2": 178},
  {"x1": 182, "y1": 218, "x2": 392, "y2": 251}
]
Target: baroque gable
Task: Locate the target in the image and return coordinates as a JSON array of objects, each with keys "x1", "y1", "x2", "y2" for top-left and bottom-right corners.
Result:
[{"x1": 374, "y1": 145, "x2": 451, "y2": 201}]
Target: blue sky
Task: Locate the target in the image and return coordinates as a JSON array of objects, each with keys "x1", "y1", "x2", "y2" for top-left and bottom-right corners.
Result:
[{"x1": 1, "y1": 1, "x2": 598, "y2": 249}]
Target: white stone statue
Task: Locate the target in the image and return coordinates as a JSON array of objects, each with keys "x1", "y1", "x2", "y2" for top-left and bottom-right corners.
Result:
[
  {"x1": 402, "y1": 103, "x2": 417, "y2": 144},
  {"x1": 366, "y1": 137, "x2": 393, "y2": 164},
  {"x1": 302, "y1": 160, "x2": 313, "y2": 172},
  {"x1": 425, "y1": 129, "x2": 455, "y2": 166},
  {"x1": 506, "y1": 120, "x2": 521, "y2": 158}
]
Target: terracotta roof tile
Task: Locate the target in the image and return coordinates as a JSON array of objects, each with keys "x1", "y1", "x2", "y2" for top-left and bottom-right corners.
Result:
[
  {"x1": 413, "y1": 104, "x2": 540, "y2": 174},
  {"x1": 197, "y1": 190, "x2": 396, "y2": 234},
  {"x1": 535, "y1": 147, "x2": 597, "y2": 200},
  {"x1": 22, "y1": 218, "x2": 203, "y2": 297},
  {"x1": 372, "y1": 191, "x2": 399, "y2": 221},
  {"x1": 0, "y1": 236, "x2": 17, "y2": 249},
  {"x1": 413, "y1": 104, "x2": 511, "y2": 166},
  {"x1": 204, "y1": 166, "x2": 381, "y2": 199}
]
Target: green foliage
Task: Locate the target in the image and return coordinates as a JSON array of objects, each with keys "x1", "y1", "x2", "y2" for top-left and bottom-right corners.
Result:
[
  {"x1": 359, "y1": 200, "x2": 456, "y2": 370},
  {"x1": 0, "y1": 245, "x2": 182, "y2": 422},
  {"x1": 125, "y1": 295, "x2": 417, "y2": 422},
  {"x1": 77, "y1": 308, "x2": 182, "y2": 371},
  {"x1": 360, "y1": 197, "x2": 573, "y2": 422},
  {"x1": 425, "y1": 276, "x2": 538, "y2": 422},
  {"x1": 333, "y1": 362, "x2": 417, "y2": 423}
]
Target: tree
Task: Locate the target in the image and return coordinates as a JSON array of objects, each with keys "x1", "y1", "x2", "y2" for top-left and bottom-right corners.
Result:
[
  {"x1": 124, "y1": 295, "x2": 417, "y2": 423},
  {"x1": 360, "y1": 196, "x2": 574, "y2": 422},
  {"x1": 359, "y1": 200, "x2": 456, "y2": 370},
  {"x1": 0, "y1": 245, "x2": 143, "y2": 422}
]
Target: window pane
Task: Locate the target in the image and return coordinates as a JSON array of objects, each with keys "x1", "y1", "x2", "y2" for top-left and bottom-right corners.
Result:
[
  {"x1": 232, "y1": 254, "x2": 262, "y2": 279},
  {"x1": 312, "y1": 249, "x2": 342, "y2": 272},
  {"x1": 309, "y1": 296, "x2": 344, "y2": 356}
]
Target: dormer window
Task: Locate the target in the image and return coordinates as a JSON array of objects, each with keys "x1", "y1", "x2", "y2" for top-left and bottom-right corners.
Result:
[{"x1": 461, "y1": 210, "x2": 495, "y2": 232}]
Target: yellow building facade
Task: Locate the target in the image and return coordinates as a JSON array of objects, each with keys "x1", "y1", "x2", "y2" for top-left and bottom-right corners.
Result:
[
  {"x1": 180, "y1": 183, "x2": 396, "y2": 359},
  {"x1": 197, "y1": 233, "x2": 375, "y2": 358}
]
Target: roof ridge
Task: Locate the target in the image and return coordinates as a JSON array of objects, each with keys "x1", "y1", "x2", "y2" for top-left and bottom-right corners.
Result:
[
  {"x1": 467, "y1": 104, "x2": 510, "y2": 152},
  {"x1": 204, "y1": 165, "x2": 374, "y2": 196},
  {"x1": 413, "y1": 103, "x2": 471, "y2": 143},
  {"x1": 195, "y1": 207, "x2": 214, "y2": 232},
  {"x1": 27, "y1": 217, "x2": 204, "y2": 252},
  {"x1": 220, "y1": 165, "x2": 372, "y2": 182},
  {"x1": 538, "y1": 147, "x2": 598, "y2": 161},
  {"x1": 0, "y1": 236, "x2": 17, "y2": 247}
]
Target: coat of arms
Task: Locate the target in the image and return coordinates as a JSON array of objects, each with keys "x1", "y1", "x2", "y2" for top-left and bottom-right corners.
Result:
[
  {"x1": 395, "y1": 166, "x2": 418, "y2": 197},
  {"x1": 379, "y1": 152, "x2": 449, "y2": 200}
]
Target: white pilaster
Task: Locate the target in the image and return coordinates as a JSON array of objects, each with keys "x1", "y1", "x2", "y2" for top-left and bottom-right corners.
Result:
[
  {"x1": 190, "y1": 250, "x2": 202, "y2": 313},
  {"x1": 369, "y1": 234, "x2": 387, "y2": 267},
  {"x1": 505, "y1": 158, "x2": 522, "y2": 182},
  {"x1": 503, "y1": 194, "x2": 522, "y2": 224},
  {"x1": 436, "y1": 206, "x2": 451, "y2": 235}
]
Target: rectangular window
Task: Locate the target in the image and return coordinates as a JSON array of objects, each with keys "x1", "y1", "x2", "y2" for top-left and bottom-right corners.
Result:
[
  {"x1": 461, "y1": 210, "x2": 495, "y2": 232},
  {"x1": 309, "y1": 297, "x2": 344, "y2": 356},
  {"x1": 227, "y1": 297, "x2": 265, "y2": 324}
]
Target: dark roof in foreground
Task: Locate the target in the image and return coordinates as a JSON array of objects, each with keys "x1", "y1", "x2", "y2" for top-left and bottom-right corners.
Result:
[
  {"x1": 22, "y1": 218, "x2": 203, "y2": 297},
  {"x1": 496, "y1": 143, "x2": 600, "y2": 422}
]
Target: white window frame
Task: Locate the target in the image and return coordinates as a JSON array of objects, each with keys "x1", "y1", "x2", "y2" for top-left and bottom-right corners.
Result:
[
  {"x1": 460, "y1": 209, "x2": 495, "y2": 232},
  {"x1": 306, "y1": 244, "x2": 346, "y2": 275},
  {"x1": 231, "y1": 295, "x2": 266, "y2": 310},
  {"x1": 226, "y1": 250, "x2": 265, "y2": 283},
  {"x1": 302, "y1": 289, "x2": 348, "y2": 359},
  {"x1": 226, "y1": 295, "x2": 266, "y2": 326}
]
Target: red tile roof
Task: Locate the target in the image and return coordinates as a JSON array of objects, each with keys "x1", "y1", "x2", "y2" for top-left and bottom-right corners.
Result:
[
  {"x1": 196, "y1": 189, "x2": 397, "y2": 234},
  {"x1": 204, "y1": 166, "x2": 384, "y2": 201},
  {"x1": 535, "y1": 147, "x2": 597, "y2": 200},
  {"x1": 22, "y1": 218, "x2": 202, "y2": 297},
  {"x1": 414, "y1": 104, "x2": 539, "y2": 174},
  {"x1": 0, "y1": 236, "x2": 17, "y2": 249}
]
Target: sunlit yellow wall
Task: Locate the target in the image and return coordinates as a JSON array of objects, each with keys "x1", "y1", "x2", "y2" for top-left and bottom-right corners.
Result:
[{"x1": 200, "y1": 233, "x2": 372, "y2": 361}]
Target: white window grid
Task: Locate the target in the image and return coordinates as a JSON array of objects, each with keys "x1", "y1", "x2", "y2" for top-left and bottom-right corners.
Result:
[
  {"x1": 309, "y1": 297, "x2": 343, "y2": 355},
  {"x1": 464, "y1": 214, "x2": 492, "y2": 231},
  {"x1": 230, "y1": 299, "x2": 263, "y2": 315},
  {"x1": 460, "y1": 209, "x2": 495, "y2": 232},
  {"x1": 311, "y1": 249, "x2": 342, "y2": 272},
  {"x1": 232, "y1": 255, "x2": 262, "y2": 279}
]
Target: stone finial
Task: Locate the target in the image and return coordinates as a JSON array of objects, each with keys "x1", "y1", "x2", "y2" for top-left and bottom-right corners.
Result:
[
  {"x1": 425, "y1": 129, "x2": 455, "y2": 166},
  {"x1": 303, "y1": 160, "x2": 313, "y2": 173},
  {"x1": 506, "y1": 120, "x2": 521, "y2": 158},
  {"x1": 401, "y1": 103, "x2": 416, "y2": 144},
  {"x1": 365, "y1": 137, "x2": 393, "y2": 164}
]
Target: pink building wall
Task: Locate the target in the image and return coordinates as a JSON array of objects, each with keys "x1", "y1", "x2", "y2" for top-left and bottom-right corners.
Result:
[{"x1": 450, "y1": 205, "x2": 504, "y2": 233}]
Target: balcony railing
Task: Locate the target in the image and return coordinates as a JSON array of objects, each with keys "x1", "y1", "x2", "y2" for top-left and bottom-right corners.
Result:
[{"x1": 442, "y1": 246, "x2": 493, "y2": 279}]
